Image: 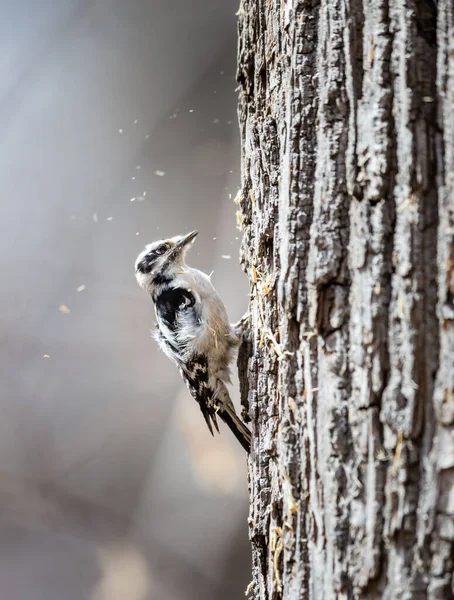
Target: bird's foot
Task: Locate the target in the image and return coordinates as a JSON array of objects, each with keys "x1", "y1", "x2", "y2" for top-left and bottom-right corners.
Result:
[{"x1": 232, "y1": 312, "x2": 251, "y2": 336}]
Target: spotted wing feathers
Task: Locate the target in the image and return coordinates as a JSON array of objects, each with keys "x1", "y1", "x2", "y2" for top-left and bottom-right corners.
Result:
[{"x1": 180, "y1": 356, "x2": 220, "y2": 436}]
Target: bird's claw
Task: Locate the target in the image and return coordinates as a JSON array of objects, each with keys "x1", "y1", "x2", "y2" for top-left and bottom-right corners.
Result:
[{"x1": 232, "y1": 312, "x2": 251, "y2": 335}]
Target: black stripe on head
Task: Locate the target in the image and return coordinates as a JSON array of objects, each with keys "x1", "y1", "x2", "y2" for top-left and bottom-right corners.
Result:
[
  {"x1": 136, "y1": 255, "x2": 159, "y2": 274},
  {"x1": 136, "y1": 242, "x2": 174, "y2": 275}
]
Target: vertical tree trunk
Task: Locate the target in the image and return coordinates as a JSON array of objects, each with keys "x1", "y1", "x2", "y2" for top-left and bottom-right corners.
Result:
[{"x1": 236, "y1": 0, "x2": 454, "y2": 597}]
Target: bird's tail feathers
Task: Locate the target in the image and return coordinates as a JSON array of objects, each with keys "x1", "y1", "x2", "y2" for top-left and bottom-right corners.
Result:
[{"x1": 221, "y1": 403, "x2": 251, "y2": 453}]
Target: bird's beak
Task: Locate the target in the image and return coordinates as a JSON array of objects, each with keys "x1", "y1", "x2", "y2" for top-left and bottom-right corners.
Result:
[{"x1": 176, "y1": 230, "x2": 198, "y2": 249}]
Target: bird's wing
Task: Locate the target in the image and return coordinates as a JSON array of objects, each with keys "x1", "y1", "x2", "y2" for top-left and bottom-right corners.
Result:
[{"x1": 179, "y1": 355, "x2": 220, "y2": 435}]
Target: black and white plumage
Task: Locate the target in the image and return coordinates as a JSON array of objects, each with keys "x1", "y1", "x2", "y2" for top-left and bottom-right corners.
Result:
[{"x1": 135, "y1": 230, "x2": 251, "y2": 452}]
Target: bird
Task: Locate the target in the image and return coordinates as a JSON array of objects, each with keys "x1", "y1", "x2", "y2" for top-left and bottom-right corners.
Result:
[{"x1": 135, "y1": 230, "x2": 251, "y2": 452}]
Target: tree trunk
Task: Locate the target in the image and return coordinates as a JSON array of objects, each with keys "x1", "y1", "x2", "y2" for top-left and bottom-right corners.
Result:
[{"x1": 236, "y1": 0, "x2": 454, "y2": 598}]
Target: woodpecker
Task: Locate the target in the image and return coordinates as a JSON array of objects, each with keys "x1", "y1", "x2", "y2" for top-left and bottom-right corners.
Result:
[{"x1": 135, "y1": 231, "x2": 251, "y2": 452}]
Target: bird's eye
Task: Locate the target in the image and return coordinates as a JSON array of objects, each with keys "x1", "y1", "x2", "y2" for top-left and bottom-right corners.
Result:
[{"x1": 155, "y1": 244, "x2": 169, "y2": 255}]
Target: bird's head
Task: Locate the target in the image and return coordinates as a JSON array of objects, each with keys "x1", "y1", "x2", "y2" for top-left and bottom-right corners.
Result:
[{"x1": 135, "y1": 230, "x2": 198, "y2": 292}]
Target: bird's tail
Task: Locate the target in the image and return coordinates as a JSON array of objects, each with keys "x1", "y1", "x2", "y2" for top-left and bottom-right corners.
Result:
[{"x1": 221, "y1": 402, "x2": 251, "y2": 453}]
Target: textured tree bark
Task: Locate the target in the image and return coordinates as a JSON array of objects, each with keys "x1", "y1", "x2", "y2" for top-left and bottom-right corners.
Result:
[{"x1": 236, "y1": 0, "x2": 454, "y2": 598}]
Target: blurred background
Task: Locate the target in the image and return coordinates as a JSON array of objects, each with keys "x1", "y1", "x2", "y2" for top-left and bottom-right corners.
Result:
[{"x1": 0, "y1": 0, "x2": 251, "y2": 598}]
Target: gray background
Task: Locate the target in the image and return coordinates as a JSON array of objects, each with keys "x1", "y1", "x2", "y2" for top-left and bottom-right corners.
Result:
[{"x1": 0, "y1": 1, "x2": 250, "y2": 598}]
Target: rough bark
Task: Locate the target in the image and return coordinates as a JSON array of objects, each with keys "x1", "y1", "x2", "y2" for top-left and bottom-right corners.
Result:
[{"x1": 236, "y1": 0, "x2": 454, "y2": 598}]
